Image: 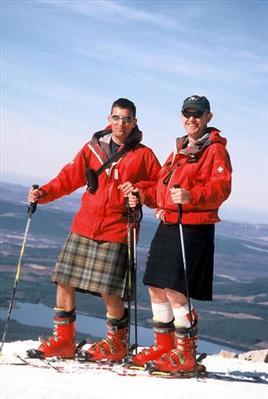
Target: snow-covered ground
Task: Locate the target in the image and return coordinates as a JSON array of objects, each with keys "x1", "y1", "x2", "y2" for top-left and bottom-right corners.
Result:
[{"x1": 0, "y1": 341, "x2": 267, "y2": 399}]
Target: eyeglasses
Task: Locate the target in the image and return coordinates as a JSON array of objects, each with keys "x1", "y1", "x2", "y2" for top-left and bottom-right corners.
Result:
[
  {"x1": 111, "y1": 115, "x2": 133, "y2": 123},
  {"x1": 182, "y1": 110, "x2": 205, "y2": 118}
]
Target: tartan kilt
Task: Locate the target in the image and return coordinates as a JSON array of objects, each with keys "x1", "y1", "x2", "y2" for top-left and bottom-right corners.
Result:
[
  {"x1": 51, "y1": 232, "x2": 130, "y2": 300},
  {"x1": 143, "y1": 222, "x2": 215, "y2": 301}
]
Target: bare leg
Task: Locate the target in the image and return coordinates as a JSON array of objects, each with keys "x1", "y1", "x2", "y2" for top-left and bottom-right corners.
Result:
[
  {"x1": 101, "y1": 293, "x2": 125, "y2": 319},
  {"x1": 56, "y1": 283, "x2": 76, "y2": 311}
]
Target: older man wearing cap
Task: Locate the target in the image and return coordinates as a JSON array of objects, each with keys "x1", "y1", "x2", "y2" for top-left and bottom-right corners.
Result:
[{"x1": 129, "y1": 95, "x2": 232, "y2": 376}]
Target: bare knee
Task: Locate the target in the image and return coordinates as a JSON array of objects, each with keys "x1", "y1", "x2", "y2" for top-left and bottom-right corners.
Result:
[
  {"x1": 165, "y1": 288, "x2": 187, "y2": 307},
  {"x1": 148, "y1": 286, "x2": 187, "y2": 307},
  {"x1": 148, "y1": 286, "x2": 168, "y2": 303}
]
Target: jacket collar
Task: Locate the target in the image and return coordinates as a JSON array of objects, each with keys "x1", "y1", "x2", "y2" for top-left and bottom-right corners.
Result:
[
  {"x1": 171, "y1": 127, "x2": 223, "y2": 165},
  {"x1": 89, "y1": 126, "x2": 142, "y2": 161}
]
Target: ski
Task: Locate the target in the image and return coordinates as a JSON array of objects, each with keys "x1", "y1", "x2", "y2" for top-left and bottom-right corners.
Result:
[
  {"x1": 125, "y1": 367, "x2": 268, "y2": 384},
  {"x1": 6, "y1": 355, "x2": 124, "y2": 375},
  {"x1": 206, "y1": 371, "x2": 268, "y2": 385},
  {"x1": 131, "y1": 363, "x2": 268, "y2": 384},
  {"x1": 2, "y1": 355, "x2": 268, "y2": 385},
  {"x1": 0, "y1": 353, "x2": 59, "y2": 370},
  {"x1": 14, "y1": 353, "x2": 63, "y2": 372},
  {"x1": 147, "y1": 368, "x2": 268, "y2": 384}
]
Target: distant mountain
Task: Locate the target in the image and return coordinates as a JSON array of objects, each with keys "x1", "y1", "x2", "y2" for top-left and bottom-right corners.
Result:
[
  {"x1": 0, "y1": 181, "x2": 81, "y2": 213},
  {"x1": 219, "y1": 204, "x2": 268, "y2": 224},
  {"x1": 2, "y1": 180, "x2": 268, "y2": 224}
]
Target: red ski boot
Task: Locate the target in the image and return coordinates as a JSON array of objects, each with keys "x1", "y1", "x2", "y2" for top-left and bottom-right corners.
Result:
[
  {"x1": 78, "y1": 313, "x2": 128, "y2": 362},
  {"x1": 147, "y1": 315, "x2": 203, "y2": 376},
  {"x1": 129, "y1": 320, "x2": 176, "y2": 367},
  {"x1": 27, "y1": 308, "x2": 76, "y2": 359}
]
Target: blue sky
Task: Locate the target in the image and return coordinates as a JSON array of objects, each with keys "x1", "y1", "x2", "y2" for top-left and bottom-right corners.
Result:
[{"x1": 1, "y1": 0, "x2": 268, "y2": 222}]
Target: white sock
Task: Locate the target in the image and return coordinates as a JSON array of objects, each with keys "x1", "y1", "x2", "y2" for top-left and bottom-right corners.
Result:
[
  {"x1": 152, "y1": 302, "x2": 174, "y2": 324},
  {"x1": 173, "y1": 304, "x2": 194, "y2": 328}
]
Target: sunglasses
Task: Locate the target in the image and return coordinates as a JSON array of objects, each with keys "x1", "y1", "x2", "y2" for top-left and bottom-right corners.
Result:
[
  {"x1": 111, "y1": 115, "x2": 133, "y2": 123},
  {"x1": 182, "y1": 110, "x2": 205, "y2": 118}
]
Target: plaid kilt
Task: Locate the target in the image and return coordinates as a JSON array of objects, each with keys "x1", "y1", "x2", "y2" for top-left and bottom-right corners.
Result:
[
  {"x1": 51, "y1": 232, "x2": 129, "y2": 299},
  {"x1": 143, "y1": 222, "x2": 215, "y2": 301}
]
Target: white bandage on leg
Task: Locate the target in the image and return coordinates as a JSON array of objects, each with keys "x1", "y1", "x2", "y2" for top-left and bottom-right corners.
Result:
[
  {"x1": 152, "y1": 302, "x2": 174, "y2": 323},
  {"x1": 173, "y1": 304, "x2": 194, "y2": 328}
]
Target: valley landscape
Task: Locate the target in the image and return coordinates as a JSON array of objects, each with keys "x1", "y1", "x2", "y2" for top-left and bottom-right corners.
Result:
[{"x1": 0, "y1": 182, "x2": 268, "y2": 351}]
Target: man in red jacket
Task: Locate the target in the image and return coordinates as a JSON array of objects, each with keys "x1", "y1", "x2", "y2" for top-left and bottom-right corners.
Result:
[
  {"x1": 27, "y1": 98, "x2": 161, "y2": 361},
  {"x1": 130, "y1": 95, "x2": 232, "y2": 376}
]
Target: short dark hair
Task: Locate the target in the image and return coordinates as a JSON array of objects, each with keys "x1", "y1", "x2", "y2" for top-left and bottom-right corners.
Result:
[{"x1": 111, "y1": 98, "x2": 136, "y2": 117}]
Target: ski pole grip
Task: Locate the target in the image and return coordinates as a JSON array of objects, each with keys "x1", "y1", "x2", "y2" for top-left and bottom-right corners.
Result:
[
  {"x1": 127, "y1": 191, "x2": 139, "y2": 209},
  {"x1": 132, "y1": 191, "x2": 140, "y2": 208},
  {"x1": 173, "y1": 184, "x2": 182, "y2": 222},
  {"x1": 131, "y1": 191, "x2": 143, "y2": 222},
  {"x1": 28, "y1": 184, "x2": 39, "y2": 216}
]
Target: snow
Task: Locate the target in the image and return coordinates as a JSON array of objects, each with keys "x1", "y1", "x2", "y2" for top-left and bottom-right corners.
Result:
[{"x1": 1, "y1": 341, "x2": 268, "y2": 399}]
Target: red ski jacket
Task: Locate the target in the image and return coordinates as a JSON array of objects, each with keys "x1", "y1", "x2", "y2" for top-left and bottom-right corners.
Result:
[
  {"x1": 38, "y1": 127, "x2": 161, "y2": 243},
  {"x1": 155, "y1": 128, "x2": 232, "y2": 225}
]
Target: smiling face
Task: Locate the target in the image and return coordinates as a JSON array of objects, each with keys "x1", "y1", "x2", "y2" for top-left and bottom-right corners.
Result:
[
  {"x1": 108, "y1": 107, "x2": 137, "y2": 145},
  {"x1": 181, "y1": 108, "x2": 213, "y2": 143}
]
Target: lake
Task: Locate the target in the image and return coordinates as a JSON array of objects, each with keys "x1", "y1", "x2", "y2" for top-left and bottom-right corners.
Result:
[{"x1": 0, "y1": 302, "x2": 241, "y2": 354}]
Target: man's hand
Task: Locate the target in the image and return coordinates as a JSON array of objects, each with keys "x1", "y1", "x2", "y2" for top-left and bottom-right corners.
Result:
[
  {"x1": 118, "y1": 182, "x2": 145, "y2": 208},
  {"x1": 28, "y1": 187, "x2": 44, "y2": 203},
  {"x1": 128, "y1": 190, "x2": 145, "y2": 208},
  {"x1": 118, "y1": 181, "x2": 135, "y2": 197},
  {"x1": 170, "y1": 187, "x2": 190, "y2": 204}
]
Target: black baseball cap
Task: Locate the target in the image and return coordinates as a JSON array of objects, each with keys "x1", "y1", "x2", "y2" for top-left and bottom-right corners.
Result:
[{"x1": 182, "y1": 95, "x2": 210, "y2": 112}]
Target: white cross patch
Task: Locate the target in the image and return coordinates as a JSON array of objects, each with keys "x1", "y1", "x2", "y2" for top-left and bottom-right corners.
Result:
[{"x1": 217, "y1": 166, "x2": 224, "y2": 173}]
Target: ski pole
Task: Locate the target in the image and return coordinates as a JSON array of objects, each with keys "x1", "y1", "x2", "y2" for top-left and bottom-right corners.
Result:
[
  {"x1": 126, "y1": 202, "x2": 135, "y2": 355},
  {"x1": 132, "y1": 209, "x2": 138, "y2": 355},
  {"x1": 173, "y1": 184, "x2": 198, "y2": 376},
  {"x1": 0, "y1": 184, "x2": 39, "y2": 354},
  {"x1": 126, "y1": 194, "x2": 142, "y2": 355}
]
